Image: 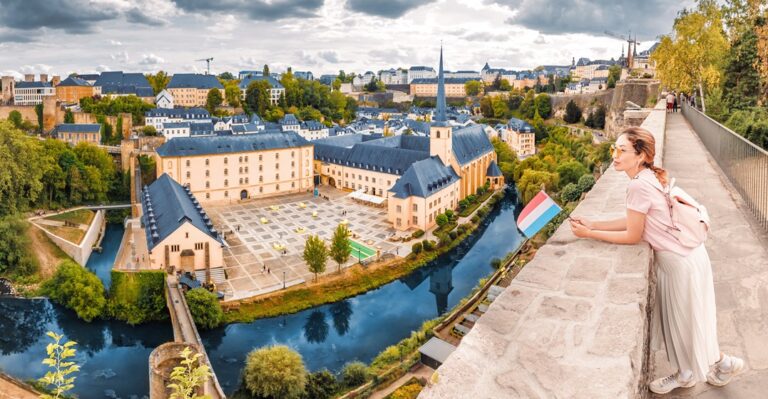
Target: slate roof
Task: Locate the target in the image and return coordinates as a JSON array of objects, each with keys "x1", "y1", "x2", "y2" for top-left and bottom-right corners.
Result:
[
  {"x1": 486, "y1": 160, "x2": 503, "y2": 177},
  {"x1": 156, "y1": 131, "x2": 310, "y2": 157},
  {"x1": 168, "y1": 74, "x2": 223, "y2": 89},
  {"x1": 507, "y1": 117, "x2": 534, "y2": 133},
  {"x1": 239, "y1": 75, "x2": 284, "y2": 90},
  {"x1": 389, "y1": 156, "x2": 460, "y2": 199},
  {"x1": 301, "y1": 120, "x2": 325, "y2": 130},
  {"x1": 141, "y1": 173, "x2": 223, "y2": 251},
  {"x1": 279, "y1": 114, "x2": 299, "y2": 125},
  {"x1": 410, "y1": 78, "x2": 480, "y2": 84},
  {"x1": 95, "y1": 71, "x2": 152, "y2": 96},
  {"x1": 54, "y1": 123, "x2": 101, "y2": 134},
  {"x1": 410, "y1": 66, "x2": 435, "y2": 71},
  {"x1": 231, "y1": 123, "x2": 263, "y2": 134},
  {"x1": 162, "y1": 122, "x2": 190, "y2": 129},
  {"x1": 314, "y1": 134, "x2": 431, "y2": 176},
  {"x1": 146, "y1": 107, "x2": 210, "y2": 119},
  {"x1": 76, "y1": 74, "x2": 100, "y2": 81},
  {"x1": 56, "y1": 76, "x2": 91, "y2": 87},
  {"x1": 15, "y1": 81, "x2": 52, "y2": 88},
  {"x1": 451, "y1": 124, "x2": 495, "y2": 166},
  {"x1": 189, "y1": 122, "x2": 215, "y2": 136}
]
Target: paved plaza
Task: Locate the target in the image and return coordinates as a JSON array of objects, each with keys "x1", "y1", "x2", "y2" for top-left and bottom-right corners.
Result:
[{"x1": 208, "y1": 187, "x2": 413, "y2": 301}]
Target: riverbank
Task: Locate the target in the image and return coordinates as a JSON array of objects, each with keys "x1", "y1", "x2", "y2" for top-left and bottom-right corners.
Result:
[{"x1": 222, "y1": 190, "x2": 507, "y2": 324}]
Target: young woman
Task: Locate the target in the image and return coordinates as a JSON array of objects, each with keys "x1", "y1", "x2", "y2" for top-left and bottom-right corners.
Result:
[{"x1": 568, "y1": 127, "x2": 744, "y2": 394}]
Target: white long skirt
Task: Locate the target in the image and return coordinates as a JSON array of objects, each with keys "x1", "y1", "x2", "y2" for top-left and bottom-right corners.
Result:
[{"x1": 651, "y1": 244, "x2": 721, "y2": 381}]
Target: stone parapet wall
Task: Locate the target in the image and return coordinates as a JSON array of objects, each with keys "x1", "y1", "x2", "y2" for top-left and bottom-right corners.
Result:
[
  {"x1": 419, "y1": 102, "x2": 667, "y2": 399},
  {"x1": 32, "y1": 209, "x2": 105, "y2": 266}
]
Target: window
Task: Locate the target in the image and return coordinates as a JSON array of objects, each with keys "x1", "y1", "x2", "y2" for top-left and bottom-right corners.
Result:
[
  {"x1": 292, "y1": 151, "x2": 295, "y2": 158},
  {"x1": 372, "y1": 178, "x2": 376, "y2": 183},
  {"x1": 206, "y1": 181, "x2": 210, "y2": 188},
  {"x1": 224, "y1": 179, "x2": 228, "y2": 187},
  {"x1": 239, "y1": 167, "x2": 242, "y2": 173},
  {"x1": 275, "y1": 153, "x2": 279, "y2": 159},
  {"x1": 239, "y1": 178, "x2": 243, "y2": 184},
  {"x1": 365, "y1": 176, "x2": 369, "y2": 182},
  {"x1": 245, "y1": 177, "x2": 249, "y2": 184},
  {"x1": 413, "y1": 204, "x2": 418, "y2": 211},
  {"x1": 345, "y1": 173, "x2": 348, "y2": 178},
  {"x1": 259, "y1": 165, "x2": 263, "y2": 171},
  {"x1": 291, "y1": 161, "x2": 295, "y2": 167},
  {"x1": 275, "y1": 163, "x2": 279, "y2": 170},
  {"x1": 186, "y1": 171, "x2": 190, "y2": 178},
  {"x1": 276, "y1": 184, "x2": 280, "y2": 190},
  {"x1": 429, "y1": 214, "x2": 433, "y2": 222},
  {"x1": 205, "y1": 170, "x2": 210, "y2": 177},
  {"x1": 224, "y1": 168, "x2": 228, "y2": 176},
  {"x1": 396, "y1": 205, "x2": 401, "y2": 213},
  {"x1": 239, "y1": 156, "x2": 242, "y2": 163},
  {"x1": 171, "y1": 245, "x2": 180, "y2": 252},
  {"x1": 224, "y1": 157, "x2": 228, "y2": 164},
  {"x1": 292, "y1": 171, "x2": 295, "y2": 178},
  {"x1": 245, "y1": 166, "x2": 248, "y2": 173},
  {"x1": 292, "y1": 182, "x2": 295, "y2": 188},
  {"x1": 412, "y1": 216, "x2": 418, "y2": 224},
  {"x1": 276, "y1": 174, "x2": 279, "y2": 180},
  {"x1": 259, "y1": 187, "x2": 263, "y2": 193},
  {"x1": 205, "y1": 159, "x2": 209, "y2": 166},
  {"x1": 185, "y1": 232, "x2": 189, "y2": 238},
  {"x1": 206, "y1": 193, "x2": 210, "y2": 199},
  {"x1": 245, "y1": 155, "x2": 249, "y2": 162},
  {"x1": 259, "y1": 154, "x2": 262, "y2": 161},
  {"x1": 259, "y1": 176, "x2": 263, "y2": 182},
  {"x1": 186, "y1": 160, "x2": 190, "y2": 167},
  {"x1": 224, "y1": 191, "x2": 228, "y2": 197},
  {"x1": 195, "y1": 243, "x2": 204, "y2": 250},
  {"x1": 396, "y1": 218, "x2": 401, "y2": 226}
]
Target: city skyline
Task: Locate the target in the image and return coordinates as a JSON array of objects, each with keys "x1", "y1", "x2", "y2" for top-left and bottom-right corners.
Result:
[{"x1": 0, "y1": 0, "x2": 691, "y2": 79}]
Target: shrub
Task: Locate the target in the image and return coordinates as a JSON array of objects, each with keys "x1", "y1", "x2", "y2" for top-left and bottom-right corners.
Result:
[
  {"x1": 564, "y1": 100, "x2": 582, "y2": 124},
  {"x1": 560, "y1": 183, "x2": 582, "y2": 203},
  {"x1": 448, "y1": 230, "x2": 458, "y2": 240},
  {"x1": 470, "y1": 215, "x2": 480, "y2": 224},
  {"x1": 466, "y1": 194, "x2": 477, "y2": 203},
  {"x1": 341, "y1": 361, "x2": 371, "y2": 387},
  {"x1": 411, "y1": 242, "x2": 422, "y2": 255},
  {"x1": 444, "y1": 209, "x2": 454, "y2": 220},
  {"x1": 490, "y1": 258, "x2": 502, "y2": 269},
  {"x1": 477, "y1": 207, "x2": 488, "y2": 217},
  {"x1": 390, "y1": 382, "x2": 424, "y2": 399},
  {"x1": 185, "y1": 287, "x2": 224, "y2": 329},
  {"x1": 0, "y1": 216, "x2": 38, "y2": 277},
  {"x1": 303, "y1": 369, "x2": 337, "y2": 399},
  {"x1": 458, "y1": 199, "x2": 469, "y2": 210},
  {"x1": 43, "y1": 260, "x2": 106, "y2": 322},
  {"x1": 435, "y1": 214, "x2": 449, "y2": 227},
  {"x1": 244, "y1": 345, "x2": 307, "y2": 399},
  {"x1": 412, "y1": 229, "x2": 424, "y2": 239},
  {"x1": 107, "y1": 270, "x2": 167, "y2": 324},
  {"x1": 577, "y1": 174, "x2": 596, "y2": 192},
  {"x1": 422, "y1": 240, "x2": 435, "y2": 252}
]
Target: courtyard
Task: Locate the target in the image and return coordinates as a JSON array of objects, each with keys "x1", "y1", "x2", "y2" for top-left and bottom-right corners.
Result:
[{"x1": 208, "y1": 186, "x2": 413, "y2": 301}]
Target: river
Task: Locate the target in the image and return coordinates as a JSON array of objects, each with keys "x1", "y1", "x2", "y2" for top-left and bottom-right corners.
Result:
[{"x1": 0, "y1": 190, "x2": 523, "y2": 398}]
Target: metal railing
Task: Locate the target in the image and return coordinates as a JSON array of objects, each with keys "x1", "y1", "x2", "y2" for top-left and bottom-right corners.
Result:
[{"x1": 682, "y1": 102, "x2": 768, "y2": 231}]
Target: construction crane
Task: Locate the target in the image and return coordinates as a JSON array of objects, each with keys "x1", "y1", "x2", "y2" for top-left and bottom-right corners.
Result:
[
  {"x1": 604, "y1": 30, "x2": 638, "y2": 68},
  {"x1": 195, "y1": 57, "x2": 214, "y2": 75}
]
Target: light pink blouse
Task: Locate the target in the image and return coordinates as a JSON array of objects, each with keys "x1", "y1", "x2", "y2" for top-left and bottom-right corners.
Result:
[{"x1": 626, "y1": 169, "x2": 694, "y2": 257}]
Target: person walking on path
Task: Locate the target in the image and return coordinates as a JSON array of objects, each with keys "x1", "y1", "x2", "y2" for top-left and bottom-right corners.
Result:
[
  {"x1": 666, "y1": 91, "x2": 675, "y2": 113},
  {"x1": 569, "y1": 127, "x2": 744, "y2": 395},
  {"x1": 672, "y1": 91, "x2": 678, "y2": 113}
]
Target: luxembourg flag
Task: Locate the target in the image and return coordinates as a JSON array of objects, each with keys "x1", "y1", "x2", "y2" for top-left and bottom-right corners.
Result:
[{"x1": 516, "y1": 191, "x2": 563, "y2": 238}]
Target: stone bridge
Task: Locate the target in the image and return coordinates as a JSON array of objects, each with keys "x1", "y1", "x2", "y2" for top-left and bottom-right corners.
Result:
[{"x1": 419, "y1": 101, "x2": 768, "y2": 398}]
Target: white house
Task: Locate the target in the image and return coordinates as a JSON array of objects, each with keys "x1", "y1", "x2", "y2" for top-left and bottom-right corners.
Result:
[
  {"x1": 298, "y1": 120, "x2": 329, "y2": 141},
  {"x1": 408, "y1": 66, "x2": 436, "y2": 83},
  {"x1": 145, "y1": 108, "x2": 212, "y2": 131},
  {"x1": 156, "y1": 90, "x2": 174, "y2": 109},
  {"x1": 13, "y1": 81, "x2": 55, "y2": 105}
]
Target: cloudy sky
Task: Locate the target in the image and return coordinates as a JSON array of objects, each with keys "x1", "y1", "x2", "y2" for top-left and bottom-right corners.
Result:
[{"x1": 0, "y1": 0, "x2": 692, "y2": 79}]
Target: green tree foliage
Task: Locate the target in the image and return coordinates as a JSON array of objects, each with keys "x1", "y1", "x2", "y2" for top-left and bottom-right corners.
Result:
[
  {"x1": 106, "y1": 271, "x2": 167, "y2": 325},
  {"x1": 464, "y1": 80, "x2": 483, "y2": 96},
  {"x1": 303, "y1": 234, "x2": 328, "y2": 281},
  {"x1": 79, "y1": 95, "x2": 154, "y2": 124},
  {"x1": 114, "y1": 116, "x2": 124, "y2": 143},
  {"x1": 245, "y1": 80, "x2": 273, "y2": 116},
  {"x1": 518, "y1": 169, "x2": 559, "y2": 204},
  {"x1": 43, "y1": 260, "x2": 106, "y2": 322},
  {"x1": 577, "y1": 174, "x2": 596, "y2": 192},
  {"x1": 263, "y1": 64, "x2": 270, "y2": 77},
  {"x1": 167, "y1": 346, "x2": 212, "y2": 399},
  {"x1": 39, "y1": 331, "x2": 79, "y2": 399},
  {"x1": 243, "y1": 345, "x2": 307, "y2": 399},
  {"x1": 7, "y1": 110, "x2": 23, "y2": 128},
  {"x1": 491, "y1": 137, "x2": 520, "y2": 182},
  {"x1": 330, "y1": 224, "x2": 351, "y2": 273},
  {"x1": 532, "y1": 111, "x2": 548, "y2": 141},
  {"x1": 435, "y1": 213, "x2": 449, "y2": 227},
  {"x1": 556, "y1": 160, "x2": 588, "y2": 189},
  {"x1": 651, "y1": 1, "x2": 728, "y2": 111},
  {"x1": 185, "y1": 287, "x2": 224, "y2": 329},
  {"x1": 64, "y1": 109, "x2": 74, "y2": 123},
  {"x1": 564, "y1": 100, "x2": 582, "y2": 123},
  {"x1": 560, "y1": 183, "x2": 582, "y2": 203},
  {"x1": 534, "y1": 93, "x2": 552, "y2": 118},
  {"x1": 724, "y1": 107, "x2": 768, "y2": 149},
  {"x1": 0, "y1": 216, "x2": 37, "y2": 276},
  {"x1": 0, "y1": 122, "x2": 47, "y2": 214},
  {"x1": 585, "y1": 106, "x2": 606, "y2": 129},
  {"x1": 138, "y1": 154, "x2": 157, "y2": 187},
  {"x1": 411, "y1": 241, "x2": 423, "y2": 254},
  {"x1": 302, "y1": 369, "x2": 337, "y2": 399},
  {"x1": 142, "y1": 125, "x2": 158, "y2": 136},
  {"x1": 218, "y1": 71, "x2": 235, "y2": 80},
  {"x1": 499, "y1": 79, "x2": 512, "y2": 91},
  {"x1": 224, "y1": 81, "x2": 242, "y2": 108},
  {"x1": 723, "y1": 24, "x2": 760, "y2": 111},
  {"x1": 206, "y1": 88, "x2": 223, "y2": 113},
  {"x1": 146, "y1": 71, "x2": 170, "y2": 95},
  {"x1": 341, "y1": 361, "x2": 370, "y2": 387},
  {"x1": 607, "y1": 65, "x2": 622, "y2": 88},
  {"x1": 519, "y1": 89, "x2": 536, "y2": 118},
  {"x1": 35, "y1": 103, "x2": 43, "y2": 133}
]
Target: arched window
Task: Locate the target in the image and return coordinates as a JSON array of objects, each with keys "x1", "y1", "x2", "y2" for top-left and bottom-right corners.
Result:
[{"x1": 224, "y1": 179, "x2": 228, "y2": 187}]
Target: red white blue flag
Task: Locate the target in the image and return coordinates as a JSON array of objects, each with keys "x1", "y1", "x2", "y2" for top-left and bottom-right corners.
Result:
[{"x1": 516, "y1": 191, "x2": 563, "y2": 238}]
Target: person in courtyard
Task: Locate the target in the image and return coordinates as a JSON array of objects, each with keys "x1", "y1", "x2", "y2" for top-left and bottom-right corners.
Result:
[
  {"x1": 672, "y1": 91, "x2": 678, "y2": 113},
  {"x1": 569, "y1": 127, "x2": 744, "y2": 395},
  {"x1": 666, "y1": 91, "x2": 675, "y2": 113}
]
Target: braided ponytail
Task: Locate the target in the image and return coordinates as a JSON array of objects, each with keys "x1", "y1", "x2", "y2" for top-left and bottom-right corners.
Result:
[{"x1": 621, "y1": 127, "x2": 669, "y2": 186}]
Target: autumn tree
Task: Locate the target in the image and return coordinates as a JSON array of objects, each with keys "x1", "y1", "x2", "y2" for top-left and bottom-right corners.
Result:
[
  {"x1": 330, "y1": 224, "x2": 351, "y2": 273},
  {"x1": 146, "y1": 71, "x2": 170, "y2": 95},
  {"x1": 303, "y1": 234, "x2": 328, "y2": 282},
  {"x1": 205, "y1": 88, "x2": 223, "y2": 113},
  {"x1": 464, "y1": 80, "x2": 483, "y2": 96}
]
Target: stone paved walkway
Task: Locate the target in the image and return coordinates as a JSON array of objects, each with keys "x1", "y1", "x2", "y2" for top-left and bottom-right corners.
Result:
[{"x1": 650, "y1": 113, "x2": 768, "y2": 398}]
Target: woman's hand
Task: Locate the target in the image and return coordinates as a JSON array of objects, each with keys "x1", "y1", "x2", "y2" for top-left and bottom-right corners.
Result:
[
  {"x1": 569, "y1": 220, "x2": 592, "y2": 238},
  {"x1": 569, "y1": 217, "x2": 594, "y2": 229}
]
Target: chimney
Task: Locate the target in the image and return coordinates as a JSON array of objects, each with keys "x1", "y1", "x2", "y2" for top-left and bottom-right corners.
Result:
[
  {"x1": 51, "y1": 76, "x2": 61, "y2": 86},
  {"x1": 40, "y1": 74, "x2": 48, "y2": 83},
  {"x1": 24, "y1": 74, "x2": 34, "y2": 82}
]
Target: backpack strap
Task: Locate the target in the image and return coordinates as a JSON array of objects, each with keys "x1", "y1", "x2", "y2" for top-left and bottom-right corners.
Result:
[{"x1": 634, "y1": 173, "x2": 680, "y2": 232}]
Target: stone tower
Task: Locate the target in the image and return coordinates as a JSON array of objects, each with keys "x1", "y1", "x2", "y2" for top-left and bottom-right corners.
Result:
[
  {"x1": 429, "y1": 46, "x2": 454, "y2": 168},
  {"x1": 1, "y1": 76, "x2": 14, "y2": 105}
]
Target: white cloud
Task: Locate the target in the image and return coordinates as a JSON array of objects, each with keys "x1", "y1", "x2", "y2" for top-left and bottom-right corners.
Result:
[
  {"x1": 95, "y1": 65, "x2": 111, "y2": 72},
  {"x1": 139, "y1": 54, "x2": 165, "y2": 65},
  {"x1": 109, "y1": 39, "x2": 123, "y2": 46},
  {"x1": 110, "y1": 51, "x2": 130, "y2": 63}
]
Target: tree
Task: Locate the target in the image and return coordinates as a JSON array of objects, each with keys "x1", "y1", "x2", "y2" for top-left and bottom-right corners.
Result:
[
  {"x1": 436, "y1": 213, "x2": 449, "y2": 227},
  {"x1": 302, "y1": 369, "x2": 337, "y2": 399},
  {"x1": 520, "y1": 89, "x2": 536, "y2": 118},
  {"x1": 167, "y1": 346, "x2": 212, "y2": 399},
  {"x1": 7, "y1": 110, "x2": 23, "y2": 129},
  {"x1": 365, "y1": 77, "x2": 381, "y2": 92},
  {"x1": 38, "y1": 331, "x2": 79, "y2": 399},
  {"x1": 142, "y1": 125, "x2": 158, "y2": 136},
  {"x1": 651, "y1": 1, "x2": 728, "y2": 112},
  {"x1": 577, "y1": 174, "x2": 596, "y2": 192},
  {"x1": 43, "y1": 260, "x2": 106, "y2": 322},
  {"x1": 185, "y1": 288, "x2": 223, "y2": 329},
  {"x1": 146, "y1": 71, "x2": 170, "y2": 96},
  {"x1": 532, "y1": 110, "x2": 547, "y2": 141},
  {"x1": 534, "y1": 93, "x2": 552, "y2": 118},
  {"x1": 243, "y1": 345, "x2": 307, "y2": 399},
  {"x1": 63, "y1": 109, "x2": 74, "y2": 123},
  {"x1": 564, "y1": 100, "x2": 582, "y2": 123},
  {"x1": 0, "y1": 216, "x2": 37, "y2": 276},
  {"x1": 499, "y1": 79, "x2": 512, "y2": 91},
  {"x1": 224, "y1": 82, "x2": 241, "y2": 108},
  {"x1": 263, "y1": 64, "x2": 270, "y2": 77},
  {"x1": 332, "y1": 78, "x2": 342, "y2": 91},
  {"x1": 0, "y1": 122, "x2": 47, "y2": 214},
  {"x1": 517, "y1": 169, "x2": 559, "y2": 204},
  {"x1": 479, "y1": 96, "x2": 493, "y2": 117},
  {"x1": 586, "y1": 105, "x2": 607, "y2": 129},
  {"x1": 303, "y1": 234, "x2": 328, "y2": 281},
  {"x1": 607, "y1": 65, "x2": 622, "y2": 88},
  {"x1": 218, "y1": 71, "x2": 235, "y2": 80},
  {"x1": 464, "y1": 80, "x2": 483, "y2": 96},
  {"x1": 723, "y1": 25, "x2": 760, "y2": 110},
  {"x1": 35, "y1": 103, "x2": 43, "y2": 133},
  {"x1": 556, "y1": 160, "x2": 588, "y2": 188},
  {"x1": 329, "y1": 224, "x2": 351, "y2": 273},
  {"x1": 206, "y1": 88, "x2": 223, "y2": 113},
  {"x1": 245, "y1": 80, "x2": 272, "y2": 116},
  {"x1": 341, "y1": 361, "x2": 370, "y2": 387}
]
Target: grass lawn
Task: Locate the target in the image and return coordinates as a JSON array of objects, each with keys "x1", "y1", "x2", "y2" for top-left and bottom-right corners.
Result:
[
  {"x1": 46, "y1": 209, "x2": 95, "y2": 226},
  {"x1": 44, "y1": 225, "x2": 86, "y2": 244}
]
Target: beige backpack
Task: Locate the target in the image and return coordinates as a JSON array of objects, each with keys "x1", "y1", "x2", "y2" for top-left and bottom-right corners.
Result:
[{"x1": 639, "y1": 175, "x2": 710, "y2": 249}]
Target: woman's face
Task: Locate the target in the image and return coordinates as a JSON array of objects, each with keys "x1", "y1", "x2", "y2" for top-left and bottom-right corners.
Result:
[{"x1": 612, "y1": 135, "x2": 643, "y2": 172}]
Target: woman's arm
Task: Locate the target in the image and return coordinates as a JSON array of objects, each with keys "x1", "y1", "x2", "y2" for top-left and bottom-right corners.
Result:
[
  {"x1": 572, "y1": 217, "x2": 627, "y2": 231},
  {"x1": 570, "y1": 209, "x2": 646, "y2": 244}
]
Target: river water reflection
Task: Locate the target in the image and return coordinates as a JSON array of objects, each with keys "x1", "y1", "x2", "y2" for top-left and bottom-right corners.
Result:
[{"x1": 0, "y1": 190, "x2": 522, "y2": 397}]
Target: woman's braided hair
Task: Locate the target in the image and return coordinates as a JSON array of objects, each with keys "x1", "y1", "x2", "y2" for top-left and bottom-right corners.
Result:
[{"x1": 620, "y1": 127, "x2": 668, "y2": 186}]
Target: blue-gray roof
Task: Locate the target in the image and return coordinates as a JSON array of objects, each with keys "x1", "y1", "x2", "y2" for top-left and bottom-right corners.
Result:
[
  {"x1": 239, "y1": 75, "x2": 284, "y2": 90},
  {"x1": 314, "y1": 134, "x2": 430, "y2": 176},
  {"x1": 301, "y1": 120, "x2": 325, "y2": 130},
  {"x1": 507, "y1": 118, "x2": 533, "y2": 133},
  {"x1": 280, "y1": 114, "x2": 299, "y2": 125},
  {"x1": 54, "y1": 123, "x2": 101, "y2": 134},
  {"x1": 95, "y1": 71, "x2": 152, "y2": 96},
  {"x1": 231, "y1": 123, "x2": 263, "y2": 134},
  {"x1": 410, "y1": 66, "x2": 435, "y2": 71},
  {"x1": 451, "y1": 124, "x2": 495, "y2": 166},
  {"x1": 163, "y1": 122, "x2": 190, "y2": 129},
  {"x1": 168, "y1": 74, "x2": 223, "y2": 89},
  {"x1": 411, "y1": 78, "x2": 480, "y2": 84},
  {"x1": 189, "y1": 122, "x2": 215, "y2": 136},
  {"x1": 486, "y1": 160, "x2": 503, "y2": 177},
  {"x1": 389, "y1": 156, "x2": 460, "y2": 199},
  {"x1": 146, "y1": 107, "x2": 210, "y2": 119},
  {"x1": 15, "y1": 81, "x2": 51, "y2": 88},
  {"x1": 141, "y1": 174, "x2": 223, "y2": 251},
  {"x1": 57, "y1": 76, "x2": 91, "y2": 87},
  {"x1": 157, "y1": 131, "x2": 311, "y2": 157}
]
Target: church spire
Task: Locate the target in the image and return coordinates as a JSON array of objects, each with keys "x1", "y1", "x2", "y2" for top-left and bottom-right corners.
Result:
[{"x1": 435, "y1": 45, "x2": 447, "y2": 123}]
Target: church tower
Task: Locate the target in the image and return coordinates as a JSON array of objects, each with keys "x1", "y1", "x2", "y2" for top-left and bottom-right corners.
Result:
[{"x1": 430, "y1": 46, "x2": 454, "y2": 168}]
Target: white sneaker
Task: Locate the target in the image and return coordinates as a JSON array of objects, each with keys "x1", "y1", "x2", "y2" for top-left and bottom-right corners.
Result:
[
  {"x1": 707, "y1": 354, "x2": 745, "y2": 387},
  {"x1": 649, "y1": 372, "x2": 696, "y2": 394}
]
